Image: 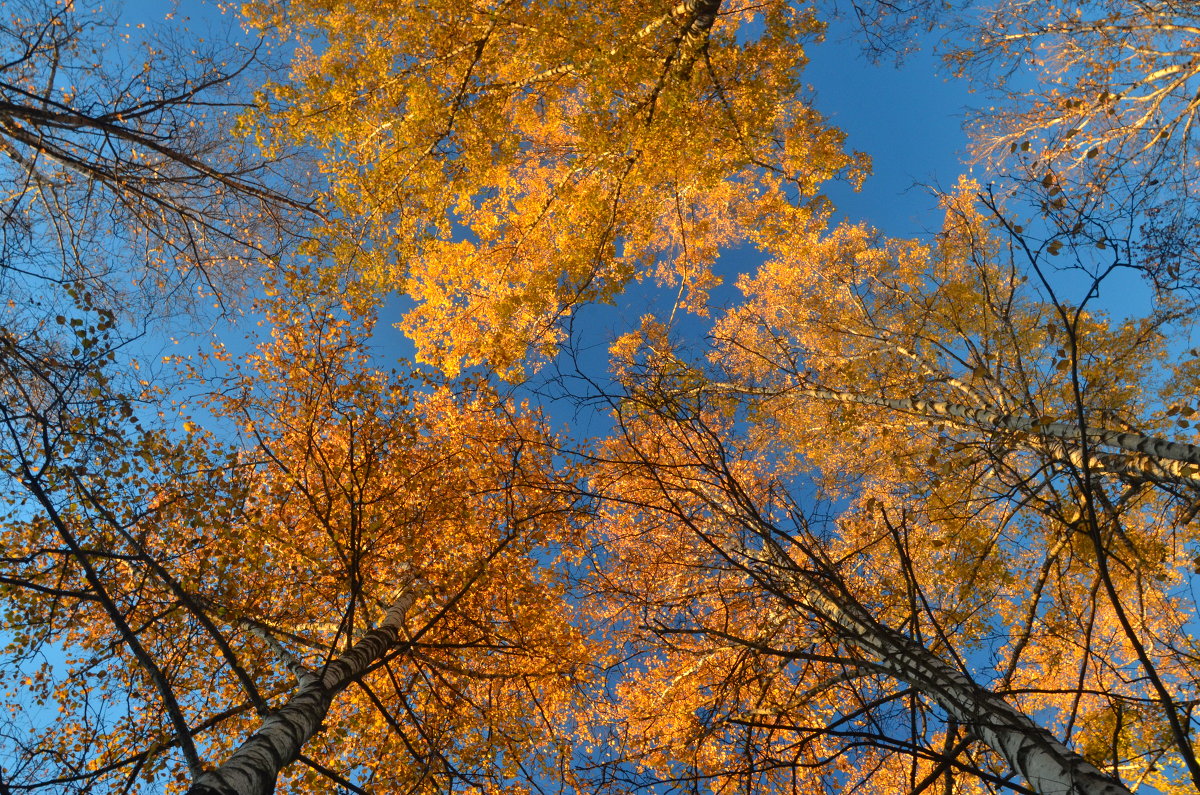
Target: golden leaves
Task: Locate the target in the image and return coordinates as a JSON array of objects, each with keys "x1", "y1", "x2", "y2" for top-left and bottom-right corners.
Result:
[{"x1": 250, "y1": 0, "x2": 865, "y2": 376}]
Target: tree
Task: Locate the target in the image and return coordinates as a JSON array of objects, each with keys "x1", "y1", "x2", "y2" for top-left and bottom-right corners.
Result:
[
  {"x1": 0, "y1": 3, "x2": 592, "y2": 792},
  {"x1": 945, "y1": 0, "x2": 1200, "y2": 189},
  {"x1": 0, "y1": 7, "x2": 331, "y2": 786},
  {"x1": 0, "y1": 0, "x2": 312, "y2": 317},
  {"x1": 188, "y1": 295, "x2": 589, "y2": 793},
  {"x1": 556, "y1": 173, "x2": 1200, "y2": 791},
  {"x1": 584, "y1": 363, "x2": 1137, "y2": 793},
  {"x1": 689, "y1": 188, "x2": 1200, "y2": 790},
  {"x1": 0, "y1": 287, "x2": 588, "y2": 793},
  {"x1": 823, "y1": 0, "x2": 1200, "y2": 301}
]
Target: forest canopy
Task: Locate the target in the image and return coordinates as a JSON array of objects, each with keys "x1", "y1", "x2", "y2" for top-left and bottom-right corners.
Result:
[{"x1": 0, "y1": 0, "x2": 1198, "y2": 793}]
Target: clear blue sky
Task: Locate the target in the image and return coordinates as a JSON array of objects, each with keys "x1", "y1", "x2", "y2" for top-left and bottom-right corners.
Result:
[{"x1": 804, "y1": 24, "x2": 973, "y2": 238}]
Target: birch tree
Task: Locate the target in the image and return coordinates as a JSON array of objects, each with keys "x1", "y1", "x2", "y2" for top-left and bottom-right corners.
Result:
[
  {"x1": 691, "y1": 188, "x2": 1200, "y2": 791},
  {"x1": 0, "y1": 4, "x2": 588, "y2": 791},
  {"x1": 587, "y1": 375, "x2": 1136, "y2": 793},
  {"x1": 947, "y1": 0, "x2": 1200, "y2": 187},
  {"x1": 0, "y1": 0, "x2": 312, "y2": 317},
  {"x1": 0, "y1": 288, "x2": 588, "y2": 793}
]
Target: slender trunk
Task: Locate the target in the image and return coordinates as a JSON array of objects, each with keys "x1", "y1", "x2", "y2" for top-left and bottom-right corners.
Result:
[
  {"x1": 716, "y1": 381, "x2": 1200, "y2": 482},
  {"x1": 683, "y1": 385, "x2": 1150, "y2": 791},
  {"x1": 669, "y1": 0, "x2": 722, "y2": 44},
  {"x1": 710, "y1": 497, "x2": 1132, "y2": 794},
  {"x1": 188, "y1": 595, "x2": 414, "y2": 795},
  {"x1": 795, "y1": 579, "x2": 1131, "y2": 795}
]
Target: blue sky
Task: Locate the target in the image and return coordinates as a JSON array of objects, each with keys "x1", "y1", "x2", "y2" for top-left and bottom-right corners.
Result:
[{"x1": 805, "y1": 25, "x2": 973, "y2": 237}]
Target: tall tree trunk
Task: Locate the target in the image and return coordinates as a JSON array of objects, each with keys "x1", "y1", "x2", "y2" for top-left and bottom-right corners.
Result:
[
  {"x1": 188, "y1": 594, "x2": 414, "y2": 795},
  {"x1": 716, "y1": 381, "x2": 1200, "y2": 482},
  {"x1": 710, "y1": 498, "x2": 1133, "y2": 795},
  {"x1": 795, "y1": 577, "x2": 1132, "y2": 795}
]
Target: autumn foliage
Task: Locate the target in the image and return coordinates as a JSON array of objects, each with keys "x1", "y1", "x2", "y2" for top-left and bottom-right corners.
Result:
[
  {"x1": 244, "y1": 0, "x2": 866, "y2": 376},
  {"x1": 1, "y1": 1, "x2": 1199, "y2": 794}
]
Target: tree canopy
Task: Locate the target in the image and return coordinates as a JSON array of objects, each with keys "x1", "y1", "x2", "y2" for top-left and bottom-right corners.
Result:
[{"x1": 1, "y1": 1, "x2": 1199, "y2": 794}]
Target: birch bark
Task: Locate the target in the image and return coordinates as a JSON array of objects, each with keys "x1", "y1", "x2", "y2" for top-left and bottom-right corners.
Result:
[
  {"x1": 798, "y1": 581, "x2": 1133, "y2": 795},
  {"x1": 188, "y1": 594, "x2": 414, "y2": 795},
  {"x1": 714, "y1": 381, "x2": 1200, "y2": 482},
  {"x1": 677, "y1": 469, "x2": 1137, "y2": 795},
  {"x1": 725, "y1": 517, "x2": 1134, "y2": 795}
]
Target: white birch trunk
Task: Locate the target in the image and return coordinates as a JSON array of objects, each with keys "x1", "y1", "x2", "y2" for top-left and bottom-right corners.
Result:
[
  {"x1": 715, "y1": 381, "x2": 1200, "y2": 482},
  {"x1": 797, "y1": 582, "x2": 1132, "y2": 795},
  {"x1": 188, "y1": 594, "x2": 414, "y2": 795},
  {"x1": 696, "y1": 475, "x2": 1132, "y2": 792},
  {"x1": 674, "y1": 384, "x2": 1149, "y2": 791},
  {"x1": 711, "y1": 499, "x2": 1133, "y2": 794}
]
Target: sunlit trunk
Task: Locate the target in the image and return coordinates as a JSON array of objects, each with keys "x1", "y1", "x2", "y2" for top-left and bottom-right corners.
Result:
[
  {"x1": 720, "y1": 381, "x2": 1200, "y2": 482},
  {"x1": 188, "y1": 595, "x2": 414, "y2": 795},
  {"x1": 796, "y1": 580, "x2": 1132, "y2": 795}
]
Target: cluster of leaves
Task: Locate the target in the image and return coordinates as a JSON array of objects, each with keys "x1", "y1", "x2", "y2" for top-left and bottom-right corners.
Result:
[{"x1": 245, "y1": 0, "x2": 867, "y2": 376}]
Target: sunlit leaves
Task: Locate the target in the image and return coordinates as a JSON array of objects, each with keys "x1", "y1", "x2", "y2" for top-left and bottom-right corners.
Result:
[{"x1": 248, "y1": 0, "x2": 866, "y2": 376}]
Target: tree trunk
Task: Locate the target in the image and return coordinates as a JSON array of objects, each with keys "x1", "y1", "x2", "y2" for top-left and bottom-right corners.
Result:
[
  {"x1": 188, "y1": 594, "x2": 414, "y2": 795},
  {"x1": 716, "y1": 381, "x2": 1200, "y2": 482},
  {"x1": 795, "y1": 579, "x2": 1132, "y2": 795},
  {"x1": 718, "y1": 500, "x2": 1132, "y2": 795},
  {"x1": 683, "y1": 383, "x2": 1159, "y2": 792}
]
